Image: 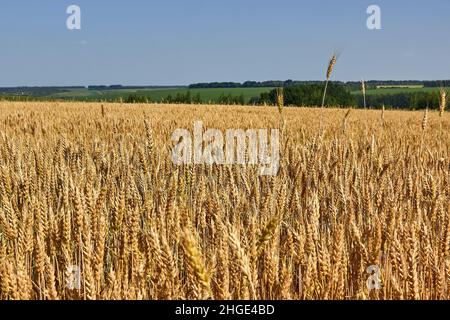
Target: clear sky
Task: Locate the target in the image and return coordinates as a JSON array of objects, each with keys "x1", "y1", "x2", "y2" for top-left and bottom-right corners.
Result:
[{"x1": 1, "y1": 0, "x2": 449, "y2": 86}]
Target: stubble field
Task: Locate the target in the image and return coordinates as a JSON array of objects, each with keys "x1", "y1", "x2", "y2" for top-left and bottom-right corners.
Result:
[{"x1": 0, "y1": 101, "x2": 448, "y2": 300}]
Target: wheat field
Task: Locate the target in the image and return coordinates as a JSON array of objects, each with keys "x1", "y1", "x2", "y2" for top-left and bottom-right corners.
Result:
[{"x1": 0, "y1": 101, "x2": 448, "y2": 300}]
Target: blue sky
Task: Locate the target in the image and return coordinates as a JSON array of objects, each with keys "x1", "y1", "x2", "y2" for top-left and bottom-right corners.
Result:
[{"x1": 0, "y1": 0, "x2": 449, "y2": 86}]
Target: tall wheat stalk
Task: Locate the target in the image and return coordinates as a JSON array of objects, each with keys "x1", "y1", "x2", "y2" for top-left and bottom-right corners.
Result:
[
  {"x1": 361, "y1": 80, "x2": 367, "y2": 110},
  {"x1": 321, "y1": 54, "x2": 337, "y2": 109},
  {"x1": 439, "y1": 88, "x2": 446, "y2": 118},
  {"x1": 422, "y1": 108, "x2": 428, "y2": 132},
  {"x1": 420, "y1": 108, "x2": 428, "y2": 156},
  {"x1": 439, "y1": 88, "x2": 446, "y2": 150},
  {"x1": 320, "y1": 54, "x2": 337, "y2": 130},
  {"x1": 361, "y1": 79, "x2": 368, "y2": 135},
  {"x1": 276, "y1": 87, "x2": 285, "y2": 133}
]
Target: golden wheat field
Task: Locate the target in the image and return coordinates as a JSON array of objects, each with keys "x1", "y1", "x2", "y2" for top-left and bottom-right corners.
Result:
[{"x1": 0, "y1": 101, "x2": 449, "y2": 300}]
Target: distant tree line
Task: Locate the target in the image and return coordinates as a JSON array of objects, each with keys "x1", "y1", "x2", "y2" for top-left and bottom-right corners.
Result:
[
  {"x1": 164, "y1": 92, "x2": 202, "y2": 104},
  {"x1": 189, "y1": 80, "x2": 345, "y2": 89},
  {"x1": 189, "y1": 80, "x2": 450, "y2": 90},
  {"x1": 252, "y1": 83, "x2": 355, "y2": 107},
  {"x1": 345, "y1": 80, "x2": 427, "y2": 91},
  {"x1": 123, "y1": 92, "x2": 203, "y2": 104},
  {"x1": 88, "y1": 85, "x2": 185, "y2": 90},
  {"x1": 124, "y1": 95, "x2": 151, "y2": 104},
  {"x1": 123, "y1": 92, "x2": 246, "y2": 105},
  {"x1": 217, "y1": 94, "x2": 245, "y2": 105},
  {"x1": 189, "y1": 82, "x2": 242, "y2": 89},
  {"x1": 253, "y1": 83, "x2": 445, "y2": 110},
  {"x1": 117, "y1": 90, "x2": 449, "y2": 110},
  {"x1": 355, "y1": 91, "x2": 442, "y2": 109},
  {"x1": 422, "y1": 80, "x2": 450, "y2": 88},
  {"x1": 0, "y1": 86, "x2": 84, "y2": 97}
]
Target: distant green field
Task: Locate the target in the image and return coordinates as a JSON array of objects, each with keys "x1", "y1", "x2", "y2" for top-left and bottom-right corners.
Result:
[
  {"x1": 351, "y1": 87, "x2": 450, "y2": 96},
  {"x1": 50, "y1": 87, "x2": 274, "y2": 103}
]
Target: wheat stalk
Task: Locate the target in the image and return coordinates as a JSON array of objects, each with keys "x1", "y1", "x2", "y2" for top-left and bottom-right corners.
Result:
[
  {"x1": 439, "y1": 88, "x2": 446, "y2": 117},
  {"x1": 321, "y1": 54, "x2": 337, "y2": 109},
  {"x1": 422, "y1": 108, "x2": 428, "y2": 132},
  {"x1": 276, "y1": 87, "x2": 284, "y2": 115},
  {"x1": 361, "y1": 79, "x2": 367, "y2": 110},
  {"x1": 182, "y1": 229, "x2": 211, "y2": 298}
]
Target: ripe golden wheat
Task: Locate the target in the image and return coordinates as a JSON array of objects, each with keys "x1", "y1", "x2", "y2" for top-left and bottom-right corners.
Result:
[{"x1": 0, "y1": 101, "x2": 449, "y2": 300}]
